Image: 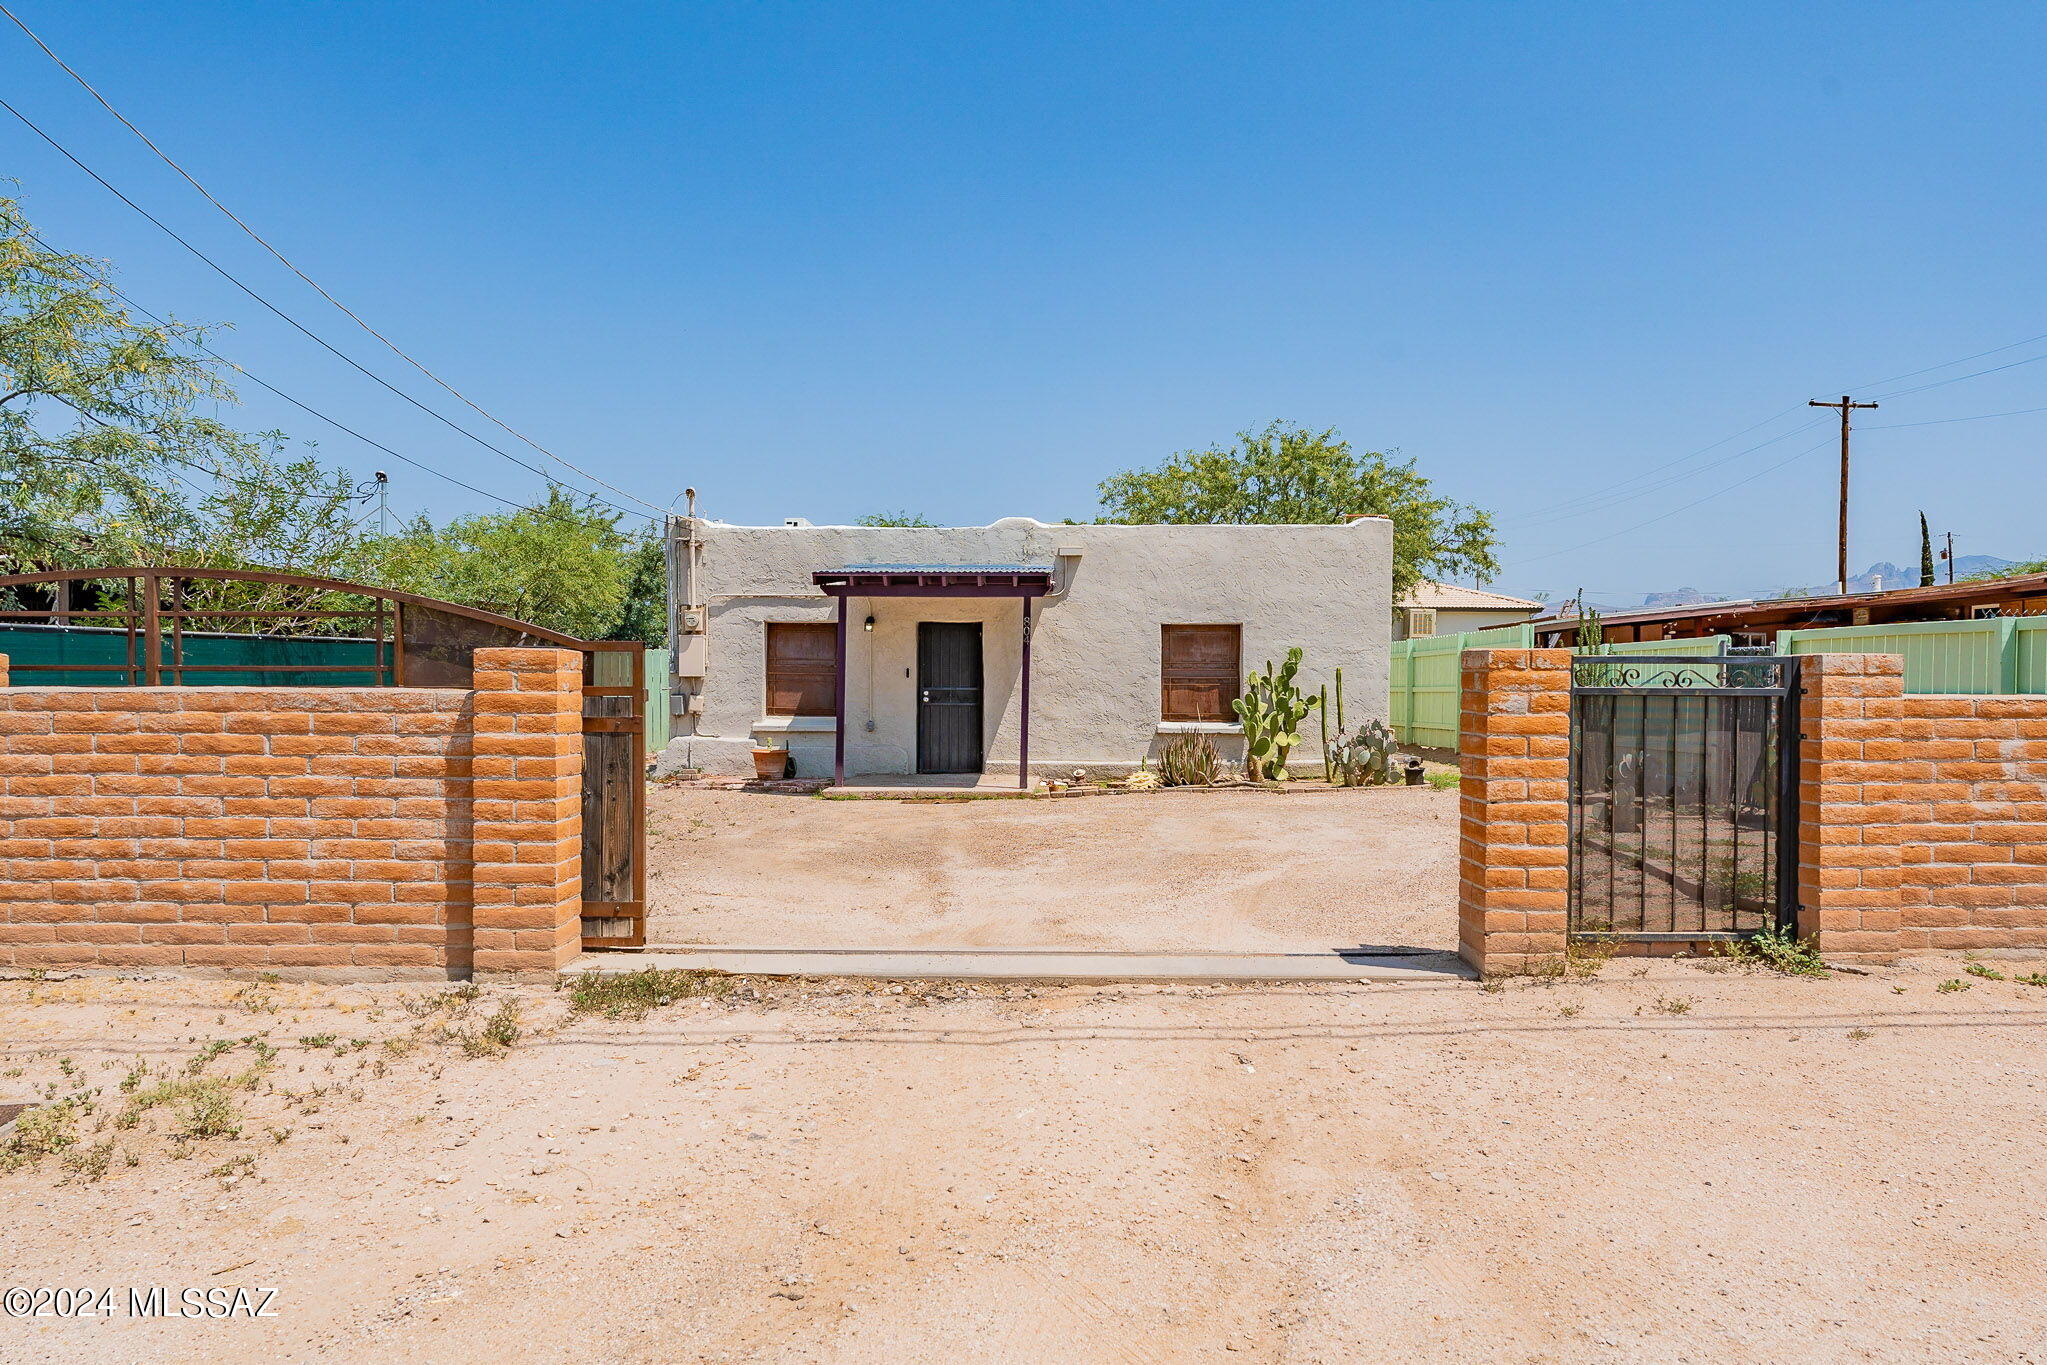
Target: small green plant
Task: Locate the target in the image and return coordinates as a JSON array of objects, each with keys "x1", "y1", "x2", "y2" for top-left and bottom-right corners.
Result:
[
  {"x1": 1846, "y1": 1028, "x2": 1873, "y2": 1042},
  {"x1": 0, "y1": 1101, "x2": 80, "y2": 1172},
  {"x1": 1557, "y1": 1004, "x2": 1581, "y2": 1018},
  {"x1": 1565, "y1": 923, "x2": 1622, "y2": 978},
  {"x1": 460, "y1": 1001, "x2": 523, "y2": 1058},
  {"x1": 1651, "y1": 996, "x2": 1694, "y2": 1016},
  {"x1": 1964, "y1": 963, "x2": 2006, "y2": 981},
  {"x1": 1425, "y1": 767, "x2": 1459, "y2": 791},
  {"x1": 298, "y1": 1034, "x2": 338, "y2": 1049},
  {"x1": 1936, "y1": 978, "x2": 1971, "y2": 994},
  {"x1": 207, "y1": 1153, "x2": 256, "y2": 1182},
  {"x1": 62, "y1": 1139, "x2": 117, "y2": 1183},
  {"x1": 561, "y1": 968, "x2": 738, "y2": 1019},
  {"x1": 1159, "y1": 733, "x2": 1224, "y2": 787},
  {"x1": 1713, "y1": 928, "x2": 1828, "y2": 977},
  {"x1": 2015, "y1": 972, "x2": 2047, "y2": 988},
  {"x1": 177, "y1": 1090, "x2": 242, "y2": 1141}
]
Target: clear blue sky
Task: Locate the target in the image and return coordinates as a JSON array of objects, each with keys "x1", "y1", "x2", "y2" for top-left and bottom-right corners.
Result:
[{"x1": 10, "y1": 1, "x2": 2047, "y2": 603}]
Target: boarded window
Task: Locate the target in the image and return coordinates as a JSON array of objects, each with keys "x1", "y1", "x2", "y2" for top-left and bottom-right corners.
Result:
[
  {"x1": 765, "y1": 623, "x2": 837, "y2": 716},
  {"x1": 1161, "y1": 624, "x2": 1242, "y2": 722}
]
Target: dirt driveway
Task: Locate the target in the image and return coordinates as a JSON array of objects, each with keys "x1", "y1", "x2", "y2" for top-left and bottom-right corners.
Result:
[
  {"x1": 645, "y1": 784, "x2": 1460, "y2": 952},
  {"x1": 5, "y1": 960, "x2": 2047, "y2": 1362}
]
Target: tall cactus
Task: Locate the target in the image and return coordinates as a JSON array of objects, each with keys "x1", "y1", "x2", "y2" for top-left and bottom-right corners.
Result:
[
  {"x1": 1334, "y1": 666, "x2": 1345, "y2": 734},
  {"x1": 1319, "y1": 684, "x2": 1333, "y2": 782},
  {"x1": 1232, "y1": 648, "x2": 1321, "y2": 781}
]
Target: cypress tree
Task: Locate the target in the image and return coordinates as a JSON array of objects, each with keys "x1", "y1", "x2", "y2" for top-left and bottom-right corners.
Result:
[{"x1": 1919, "y1": 511, "x2": 1936, "y2": 588}]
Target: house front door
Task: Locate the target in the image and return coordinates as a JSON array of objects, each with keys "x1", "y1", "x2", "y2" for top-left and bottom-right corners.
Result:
[{"x1": 916, "y1": 622, "x2": 984, "y2": 774}]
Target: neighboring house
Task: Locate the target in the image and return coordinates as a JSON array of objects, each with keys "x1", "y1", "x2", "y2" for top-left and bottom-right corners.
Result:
[
  {"x1": 1531, "y1": 571, "x2": 2047, "y2": 649},
  {"x1": 1393, "y1": 581, "x2": 1542, "y2": 640},
  {"x1": 657, "y1": 516, "x2": 1392, "y2": 784}
]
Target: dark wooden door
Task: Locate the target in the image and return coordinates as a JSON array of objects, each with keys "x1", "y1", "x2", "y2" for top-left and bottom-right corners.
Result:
[{"x1": 917, "y1": 622, "x2": 984, "y2": 774}]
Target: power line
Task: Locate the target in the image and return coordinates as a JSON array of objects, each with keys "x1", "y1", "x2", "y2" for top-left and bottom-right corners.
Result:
[
  {"x1": 1863, "y1": 403, "x2": 2047, "y2": 430},
  {"x1": 0, "y1": 94, "x2": 656, "y2": 522},
  {"x1": 0, "y1": 2, "x2": 673, "y2": 520},
  {"x1": 15, "y1": 222, "x2": 532, "y2": 511}
]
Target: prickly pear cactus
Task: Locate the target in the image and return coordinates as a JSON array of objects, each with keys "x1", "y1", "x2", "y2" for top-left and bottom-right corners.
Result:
[
  {"x1": 1331, "y1": 718, "x2": 1396, "y2": 786},
  {"x1": 1230, "y1": 647, "x2": 1321, "y2": 781}
]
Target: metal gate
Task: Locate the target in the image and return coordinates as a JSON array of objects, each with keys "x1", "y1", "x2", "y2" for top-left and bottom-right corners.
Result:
[{"x1": 1568, "y1": 655, "x2": 1800, "y2": 941}]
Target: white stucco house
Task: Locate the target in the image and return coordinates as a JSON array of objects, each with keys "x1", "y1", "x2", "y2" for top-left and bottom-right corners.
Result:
[
  {"x1": 655, "y1": 516, "x2": 1393, "y2": 785},
  {"x1": 1393, "y1": 581, "x2": 1542, "y2": 639}
]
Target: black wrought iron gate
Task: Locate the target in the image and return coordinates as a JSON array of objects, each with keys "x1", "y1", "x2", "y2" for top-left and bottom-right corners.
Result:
[{"x1": 1568, "y1": 655, "x2": 1800, "y2": 941}]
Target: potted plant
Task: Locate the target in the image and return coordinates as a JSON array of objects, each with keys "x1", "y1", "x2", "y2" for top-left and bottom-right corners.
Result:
[{"x1": 751, "y1": 739, "x2": 789, "y2": 781}]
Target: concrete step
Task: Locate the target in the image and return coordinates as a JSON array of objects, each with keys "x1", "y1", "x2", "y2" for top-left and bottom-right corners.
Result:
[{"x1": 566, "y1": 945, "x2": 1474, "y2": 984}]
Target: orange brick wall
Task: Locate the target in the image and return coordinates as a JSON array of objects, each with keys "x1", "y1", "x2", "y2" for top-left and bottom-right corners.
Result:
[
  {"x1": 0, "y1": 646, "x2": 583, "y2": 979},
  {"x1": 1457, "y1": 648, "x2": 1571, "y2": 976},
  {"x1": 1799, "y1": 653, "x2": 2047, "y2": 960}
]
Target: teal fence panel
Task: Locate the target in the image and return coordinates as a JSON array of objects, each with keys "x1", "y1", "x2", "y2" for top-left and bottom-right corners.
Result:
[
  {"x1": 644, "y1": 648, "x2": 671, "y2": 753},
  {"x1": 1389, "y1": 622, "x2": 1534, "y2": 748},
  {"x1": 1778, "y1": 618, "x2": 2018, "y2": 694},
  {"x1": 2018, "y1": 618, "x2": 2047, "y2": 694},
  {"x1": 0, "y1": 623, "x2": 389, "y2": 687}
]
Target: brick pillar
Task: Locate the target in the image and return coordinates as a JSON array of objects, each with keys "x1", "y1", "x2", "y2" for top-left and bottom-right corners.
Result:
[
  {"x1": 1796, "y1": 653, "x2": 1904, "y2": 961},
  {"x1": 0, "y1": 651, "x2": 9, "y2": 684},
  {"x1": 471, "y1": 647, "x2": 584, "y2": 977},
  {"x1": 1457, "y1": 649, "x2": 1572, "y2": 976}
]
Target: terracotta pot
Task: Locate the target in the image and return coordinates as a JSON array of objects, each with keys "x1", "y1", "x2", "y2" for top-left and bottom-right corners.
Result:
[{"x1": 751, "y1": 747, "x2": 789, "y2": 781}]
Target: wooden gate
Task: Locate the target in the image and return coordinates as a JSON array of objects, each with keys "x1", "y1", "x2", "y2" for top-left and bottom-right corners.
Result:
[{"x1": 579, "y1": 644, "x2": 647, "y2": 949}]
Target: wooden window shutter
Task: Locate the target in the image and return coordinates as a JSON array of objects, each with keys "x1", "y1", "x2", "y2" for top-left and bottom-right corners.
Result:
[
  {"x1": 1161, "y1": 624, "x2": 1242, "y2": 722},
  {"x1": 765, "y1": 622, "x2": 838, "y2": 717}
]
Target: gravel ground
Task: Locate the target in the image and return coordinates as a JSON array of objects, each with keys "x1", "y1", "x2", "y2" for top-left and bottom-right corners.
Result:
[
  {"x1": 645, "y1": 783, "x2": 1461, "y2": 952},
  {"x1": 4, "y1": 958, "x2": 2047, "y2": 1362}
]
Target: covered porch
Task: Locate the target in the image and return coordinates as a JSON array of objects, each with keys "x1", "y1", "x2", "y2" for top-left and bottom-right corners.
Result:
[{"x1": 811, "y1": 564, "x2": 1053, "y2": 789}]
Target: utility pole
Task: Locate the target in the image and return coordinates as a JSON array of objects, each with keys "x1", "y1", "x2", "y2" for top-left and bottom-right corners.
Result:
[
  {"x1": 1944, "y1": 530, "x2": 1956, "y2": 584},
  {"x1": 373, "y1": 471, "x2": 390, "y2": 537},
  {"x1": 1809, "y1": 395, "x2": 1878, "y2": 593}
]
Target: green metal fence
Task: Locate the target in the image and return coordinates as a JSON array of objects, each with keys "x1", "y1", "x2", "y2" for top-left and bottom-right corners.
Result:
[
  {"x1": 1387, "y1": 630, "x2": 1743, "y2": 747},
  {"x1": 644, "y1": 648, "x2": 672, "y2": 753},
  {"x1": 1778, "y1": 617, "x2": 2047, "y2": 694},
  {"x1": 1389, "y1": 623, "x2": 1536, "y2": 748},
  {"x1": 0, "y1": 623, "x2": 389, "y2": 687}
]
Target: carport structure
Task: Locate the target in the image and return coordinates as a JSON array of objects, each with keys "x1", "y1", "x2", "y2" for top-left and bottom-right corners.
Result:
[{"x1": 810, "y1": 563, "x2": 1053, "y2": 788}]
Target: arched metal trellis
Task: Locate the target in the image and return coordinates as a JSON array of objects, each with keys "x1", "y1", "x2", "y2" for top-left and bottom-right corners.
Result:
[{"x1": 0, "y1": 567, "x2": 647, "y2": 950}]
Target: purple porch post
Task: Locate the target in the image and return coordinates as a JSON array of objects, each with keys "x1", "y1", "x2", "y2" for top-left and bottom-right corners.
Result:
[
  {"x1": 833, "y1": 591, "x2": 848, "y2": 786},
  {"x1": 1019, "y1": 596, "x2": 1032, "y2": 789}
]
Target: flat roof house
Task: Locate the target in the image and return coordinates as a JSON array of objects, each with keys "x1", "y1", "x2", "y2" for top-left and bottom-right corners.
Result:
[{"x1": 658, "y1": 516, "x2": 1393, "y2": 786}]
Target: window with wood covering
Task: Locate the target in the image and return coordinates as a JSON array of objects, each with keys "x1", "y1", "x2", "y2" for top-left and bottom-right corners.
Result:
[
  {"x1": 764, "y1": 622, "x2": 838, "y2": 716},
  {"x1": 1161, "y1": 624, "x2": 1242, "y2": 722}
]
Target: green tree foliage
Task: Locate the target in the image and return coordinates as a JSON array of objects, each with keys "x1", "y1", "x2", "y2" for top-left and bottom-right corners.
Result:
[
  {"x1": 854, "y1": 511, "x2": 937, "y2": 527},
  {"x1": 604, "y1": 535, "x2": 668, "y2": 647},
  {"x1": 1920, "y1": 511, "x2": 1936, "y2": 588},
  {"x1": 1095, "y1": 421, "x2": 1499, "y2": 599},
  {"x1": 1, "y1": 194, "x2": 257, "y2": 570},
  {"x1": 1967, "y1": 557, "x2": 2047, "y2": 582},
  {"x1": 368, "y1": 487, "x2": 655, "y2": 641}
]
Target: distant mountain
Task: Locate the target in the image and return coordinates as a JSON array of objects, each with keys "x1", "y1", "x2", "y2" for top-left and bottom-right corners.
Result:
[
  {"x1": 1640, "y1": 587, "x2": 1716, "y2": 608},
  {"x1": 1530, "y1": 554, "x2": 2024, "y2": 616}
]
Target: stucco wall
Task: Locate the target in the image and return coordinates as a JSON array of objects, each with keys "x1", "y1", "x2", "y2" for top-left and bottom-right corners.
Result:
[{"x1": 660, "y1": 517, "x2": 1392, "y2": 779}]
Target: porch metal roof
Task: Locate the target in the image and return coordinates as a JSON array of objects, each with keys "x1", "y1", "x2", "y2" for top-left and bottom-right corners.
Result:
[{"x1": 811, "y1": 564, "x2": 1055, "y2": 597}]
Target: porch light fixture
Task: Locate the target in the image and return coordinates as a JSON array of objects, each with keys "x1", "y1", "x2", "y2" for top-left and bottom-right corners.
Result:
[{"x1": 864, "y1": 615, "x2": 875, "y2": 632}]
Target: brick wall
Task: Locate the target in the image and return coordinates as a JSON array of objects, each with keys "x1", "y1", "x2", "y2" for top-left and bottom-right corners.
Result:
[
  {"x1": 0, "y1": 646, "x2": 583, "y2": 979},
  {"x1": 1457, "y1": 648, "x2": 1571, "y2": 976},
  {"x1": 1799, "y1": 653, "x2": 2047, "y2": 960}
]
